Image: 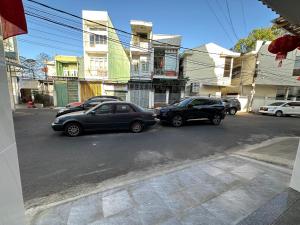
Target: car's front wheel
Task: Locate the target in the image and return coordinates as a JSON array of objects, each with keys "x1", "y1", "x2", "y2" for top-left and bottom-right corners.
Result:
[
  {"x1": 275, "y1": 110, "x2": 283, "y2": 117},
  {"x1": 130, "y1": 121, "x2": 143, "y2": 133},
  {"x1": 211, "y1": 115, "x2": 222, "y2": 125},
  {"x1": 172, "y1": 115, "x2": 184, "y2": 127},
  {"x1": 229, "y1": 107, "x2": 237, "y2": 115},
  {"x1": 64, "y1": 122, "x2": 82, "y2": 137}
]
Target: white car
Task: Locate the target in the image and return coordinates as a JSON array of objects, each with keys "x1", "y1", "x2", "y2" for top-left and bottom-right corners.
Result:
[{"x1": 259, "y1": 101, "x2": 300, "y2": 117}]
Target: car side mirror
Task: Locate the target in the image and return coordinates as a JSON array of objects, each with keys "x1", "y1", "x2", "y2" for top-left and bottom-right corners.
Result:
[
  {"x1": 187, "y1": 104, "x2": 193, "y2": 109},
  {"x1": 89, "y1": 110, "x2": 96, "y2": 115}
]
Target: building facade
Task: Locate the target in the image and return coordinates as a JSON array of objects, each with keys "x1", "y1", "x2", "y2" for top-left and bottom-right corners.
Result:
[
  {"x1": 224, "y1": 41, "x2": 300, "y2": 111},
  {"x1": 82, "y1": 11, "x2": 130, "y2": 101},
  {"x1": 182, "y1": 43, "x2": 240, "y2": 98},
  {"x1": 128, "y1": 20, "x2": 183, "y2": 108},
  {"x1": 47, "y1": 55, "x2": 82, "y2": 107}
]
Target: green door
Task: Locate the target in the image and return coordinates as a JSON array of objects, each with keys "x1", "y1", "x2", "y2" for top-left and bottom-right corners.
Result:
[{"x1": 55, "y1": 81, "x2": 68, "y2": 107}]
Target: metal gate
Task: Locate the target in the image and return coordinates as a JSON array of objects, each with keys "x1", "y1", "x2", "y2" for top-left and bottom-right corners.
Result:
[
  {"x1": 54, "y1": 81, "x2": 68, "y2": 107},
  {"x1": 129, "y1": 83, "x2": 151, "y2": 108}
]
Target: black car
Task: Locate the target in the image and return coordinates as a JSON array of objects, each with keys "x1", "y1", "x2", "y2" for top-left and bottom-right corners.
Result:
[
  {"x1": 56, "y1": 98, "x2": 119, "y2": 117},
  {"x1": 52, "y1": 102, "x2": 156, "y2": 136},
  {"x1": 155, "y1": 97, "x2": 226, "y2": 127},
  {"x1": 222, "y1": 98, "x2": 241, "y2": 115}
]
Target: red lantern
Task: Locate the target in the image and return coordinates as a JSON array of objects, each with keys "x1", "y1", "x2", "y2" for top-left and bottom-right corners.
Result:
[{"x1": 268, "y1": 35, "x2": 300, "y2": 67}]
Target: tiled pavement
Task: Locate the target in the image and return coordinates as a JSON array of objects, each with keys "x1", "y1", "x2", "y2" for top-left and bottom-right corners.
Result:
[{"x1": 31, "y1": 155, "x2": 295, "y2": 225}]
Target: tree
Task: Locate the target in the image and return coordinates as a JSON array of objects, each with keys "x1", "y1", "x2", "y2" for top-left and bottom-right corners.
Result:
[
  {"x1": 20, "y1": 53, "x2": 52, "y2": 79},
  {"x1": 233, "y1": 26, "x2": 285, "y2": 53}
]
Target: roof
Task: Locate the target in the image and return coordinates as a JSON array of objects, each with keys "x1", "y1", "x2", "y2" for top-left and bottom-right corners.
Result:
[
  {"x1": 55, "y1": 55, "x2": 78, "y2": 63},
  {"x1": 273, "y1": 17, "x2": 300, "y2": 36},
  {"x1": 182, "y1": 42, "x2": 240, "y2": 57}
]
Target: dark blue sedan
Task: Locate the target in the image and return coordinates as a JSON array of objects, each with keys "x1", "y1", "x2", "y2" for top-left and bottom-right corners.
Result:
[{"x1": 52, "y1": 102, "x2": 156, "y2": 136}]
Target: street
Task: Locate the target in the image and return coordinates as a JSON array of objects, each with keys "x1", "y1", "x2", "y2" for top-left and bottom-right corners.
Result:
[{"x1": 14, "y1": 109, "x2": 300, "y2": 203}]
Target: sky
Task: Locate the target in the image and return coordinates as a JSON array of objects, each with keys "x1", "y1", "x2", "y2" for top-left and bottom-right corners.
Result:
[{"x1": 18, "y1": 0, "x2": 278, "y2": 59}]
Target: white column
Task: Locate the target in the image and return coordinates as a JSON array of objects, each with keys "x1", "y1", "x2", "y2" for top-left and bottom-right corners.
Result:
[
  {"x1": 166, "y1": 88, "x2": 170, "y2": 104},
  {"x1": 290, "y1": 141, "x2": 300, "y2": 192},
  {"x1": 149, "y1": 89, "x2": 154, "y2": 108},
  {"x1": 0, "y1": 26, "x2": 26, "y2": 225}
]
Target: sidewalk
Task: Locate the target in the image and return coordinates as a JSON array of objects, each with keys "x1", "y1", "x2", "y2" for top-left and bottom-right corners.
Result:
[
  {"x1": 235, "y1": 137, "x2": 299, "y2": 169},
  {"x1": 29, "y1": 153, "x2": 297, "y2": 225}
]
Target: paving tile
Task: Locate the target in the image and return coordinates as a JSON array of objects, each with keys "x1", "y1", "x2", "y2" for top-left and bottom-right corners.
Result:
[
  {"x1": 273, "y1": 199, "x2": 300, "y2": 225},
  {"x1": 175, "y1": 170, "x2": 199, "y2": 188},
  {"x1": 149, "y1": 173, "x2": 182, "y2": 195},
  {"x1": 102, "y1": 190, "x2": 134, "y2": 217},
  {"x1": 215, "y1": 172, "x2": 243, "y2": 187},
  {"x1": 67, "y1": 194, "x2": 103, "y2": 225},
  {"x1": 200, "y1": 164, "x2": 225, "y2": 176},
  {"x1": 159, "y1": 217, "x2": 182, "y2": 225},
  {"x1": 183, "y1": 182, "x2": 218, "y2": 205},
  {"x1": 88, "y1": 208, "x2": 141, "y2": 225},
  {"x1": 136, "y1": 201, "x2": 173, "y2": 225},
  {"x1": 202, "y1": 193, "x2": 249, "y2": 225},
  {"x1": 179, "y1": 205, "x2": 227, "y2": 225},
  {"x1": 210, "y1": 157, "x2": 247, "y2": 171},
  {"x1": 231, "y1": 164, "x2": 265, "y2": 180},
  {"x1": 158, "y1": 189, "x2": 196, "y2": 214},
  {"x1": 130, "y1": 182, "x2": 162, "y2": 206},
  {"x1": 236, "y1": 190, "x2": 297, "y2": 225},
  {"x1": 33, "y1": 202, "x2": 73, "y2": 225}
]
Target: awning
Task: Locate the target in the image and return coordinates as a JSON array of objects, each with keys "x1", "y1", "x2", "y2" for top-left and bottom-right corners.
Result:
[{"x1": 273, "y1": 17, "x2": 300, "y2": 36}]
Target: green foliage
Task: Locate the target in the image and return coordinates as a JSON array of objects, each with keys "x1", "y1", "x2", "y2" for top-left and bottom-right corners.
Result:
[{"x1": 233, "y1": 26, "x2": 285, "y2": 53}]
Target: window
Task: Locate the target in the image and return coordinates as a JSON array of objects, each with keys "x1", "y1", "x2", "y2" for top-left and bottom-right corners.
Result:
[
  {"x1": 293, "y1": 56, "x2": 300, "y2": 76},
  {"x1": 89, "y1": 34, "x2": 107, "y2": 46},
  {"x1": 232, "y1": 66, "x2": 241, "y2": 79},
  {"x1": 190, "y1": 99, "x2": 210, "y2": 106},
  {"x1": 140, "y1": 57, "x2": 149, "y2": 73},
  {"x1": 95, "y1": 104, "x2": 114, "y2": 114},
  {"x1": 137, "y1": 33, "x2": 148, "y2": 40},
  {"x1": 132, "y1": 59, "x2": 139, "y2": 74},
  {"x1": 289, "y1": 102, "x2": 300, "y2": 107},
  {"x1": 90, "y1": 57, "x2": 107, "y2": 71},
  {"x1": 115, "y1": 104, "x2": 135, "y2": 113},
  {"x1": 223, "y1": 57, "x2": 232, "y2": 77}
]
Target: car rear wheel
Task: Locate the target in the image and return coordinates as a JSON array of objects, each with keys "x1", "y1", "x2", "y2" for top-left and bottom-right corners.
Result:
[
  {"x1": 64, "y1": 122, "x2": 82, "y2": 137},
  {"x1": 130, "y1": 121, "x2": 143, "y2": 133},
  {"x1": 275, "y1": 110, "x2": 283, "y2": 117},
  {"x1": 229, "y1": 107, "x2": 237, "y2": 115},
  {"x1": 211, "y1": 115, "x2": 222, "y2": 125},
  {"x1": 172, "y1": 115, "x2": 183, "y2": 127}
]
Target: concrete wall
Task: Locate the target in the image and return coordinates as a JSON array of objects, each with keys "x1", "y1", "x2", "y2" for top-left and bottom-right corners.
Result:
[
  {"x1": 0, "y1": 28, "x2": 26, "y2": 225},
  {"x1": 256, "y1": 45, "x2": 300, "y2": 87}
]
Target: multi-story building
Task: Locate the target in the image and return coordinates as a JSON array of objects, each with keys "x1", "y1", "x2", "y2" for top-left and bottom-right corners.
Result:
[
  {"x1": 4, "y1": 37, "x2": 23, "y2": 109},
  {"x1": 128, "y1": 20, "x2": 183, "y2": 108},
  {"x1": 128, "y1": 20, "x2": 153, "y2": 108},
  {"x1": 225, "y1": 41, "x2": 300, "y2": 111},
  {"x1": 152, "y1": 34, "x2": 184, "y2": 107},
  {"x1": 82, "y1": 10, "x2": 130, "y2": 101},
  {"x1": 47, "y1": 55, "x2": 82, "y2": 107},
  {"x1": 181, "y1": 43, "x2": 240, "y2": 97}
]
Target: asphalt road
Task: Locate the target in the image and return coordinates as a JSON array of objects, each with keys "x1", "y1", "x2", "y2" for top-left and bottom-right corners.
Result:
[{"x1": 13, "y1": 109, "x2": 300, "y2": 203}]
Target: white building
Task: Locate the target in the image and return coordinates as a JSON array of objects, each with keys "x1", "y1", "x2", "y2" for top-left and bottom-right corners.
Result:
[{"x1": 182, "y1": 43, "x2": 240, "y2": 97}]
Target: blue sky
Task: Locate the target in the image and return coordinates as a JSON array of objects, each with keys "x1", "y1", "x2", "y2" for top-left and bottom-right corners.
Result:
[{"x1": 19, "y1": 0, "x2": 277, "y2": 59}]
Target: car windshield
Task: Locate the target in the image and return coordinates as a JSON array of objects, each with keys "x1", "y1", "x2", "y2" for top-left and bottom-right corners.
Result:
[
  {"x1": 269, "y1": 102, "x2": 286, "y2": 106},
  {"x1": 177, "y1": 98, "x2": 192, "y2": 107}
]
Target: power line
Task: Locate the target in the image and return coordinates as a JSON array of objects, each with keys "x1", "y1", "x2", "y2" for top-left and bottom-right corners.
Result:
[
  {"x1": 225, "y1": 0, "x2": 239, "y2": 40},
  {"x1": 26, "y1": 0, "x2": 237, "y2": 56},
  {"x1": 240, "y1": 0, "x2": 247, "y2": 35},
  {"x1": 25, "y1": 10, "x2": 228, "y2": 70},
  {"x1": 204, "y1": 0, "x2": 235, "y2": 44}
]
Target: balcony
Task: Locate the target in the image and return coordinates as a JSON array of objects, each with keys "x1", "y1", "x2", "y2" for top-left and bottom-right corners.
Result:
[
  {"x1": 153, "y1": 68, "x2": 178, "y2": 79},
  {"x1": 130, "y1": 41, "x2": 150, "y2": 54},
  {"x1": 84, "y1": 44, "x2": 108, "y2": 53}
]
